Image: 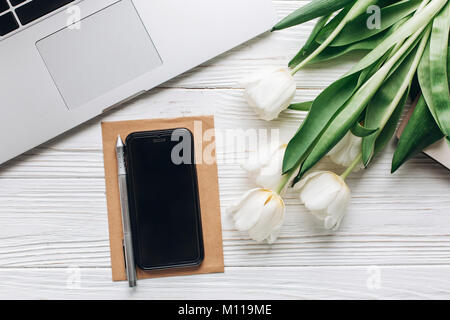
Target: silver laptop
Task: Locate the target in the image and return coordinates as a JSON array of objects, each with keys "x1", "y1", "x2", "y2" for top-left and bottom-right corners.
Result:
[{"x1": 0, "y1": 0, "x2": 275, "y2": 164}]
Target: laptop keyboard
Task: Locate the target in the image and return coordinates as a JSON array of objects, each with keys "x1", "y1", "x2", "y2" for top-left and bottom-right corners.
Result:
[{"x1": 0, "y1": 0, "x2": 75, "y2": 37}]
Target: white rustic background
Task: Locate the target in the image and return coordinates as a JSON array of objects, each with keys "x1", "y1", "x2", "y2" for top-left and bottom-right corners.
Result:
[{"x1": 0, "y1": 0, "x2": 449, "y2": 299}]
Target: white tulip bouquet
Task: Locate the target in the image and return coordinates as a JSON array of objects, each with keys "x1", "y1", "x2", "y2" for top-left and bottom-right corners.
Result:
[{"x1": 230, "y1": 0, "x2": 449, "y2": 243}]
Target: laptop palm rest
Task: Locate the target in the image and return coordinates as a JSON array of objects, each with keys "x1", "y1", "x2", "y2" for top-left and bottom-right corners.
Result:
[{"x1": 36, "y1": 0, "x2": 162, "y2": 110}]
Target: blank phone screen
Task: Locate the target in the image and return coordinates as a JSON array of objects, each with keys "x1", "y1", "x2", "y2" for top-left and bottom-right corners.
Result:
[{"x1": 125, "y1": 129, "x2": 203, "y2": 270}]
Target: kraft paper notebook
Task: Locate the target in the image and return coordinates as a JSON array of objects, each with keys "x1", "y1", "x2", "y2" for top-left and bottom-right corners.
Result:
[{"x1": 101, "y1": 115, "x2": 224, "y2": 281}]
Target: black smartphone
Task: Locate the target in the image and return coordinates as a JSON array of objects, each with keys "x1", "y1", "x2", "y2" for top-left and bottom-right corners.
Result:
[{"x1": 125, "y1": 128, "x2": 204, "y2": 270}]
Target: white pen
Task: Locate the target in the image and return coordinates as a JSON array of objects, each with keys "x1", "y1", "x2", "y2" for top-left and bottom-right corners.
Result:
[{"x1": 116, "y1": 135, "x2": 137, "y2": 287}]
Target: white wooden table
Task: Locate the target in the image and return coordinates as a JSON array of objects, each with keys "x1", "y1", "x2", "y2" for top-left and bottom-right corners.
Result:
[{"x1": 1, "y1": 1, "x2": 449, "y2": 300}]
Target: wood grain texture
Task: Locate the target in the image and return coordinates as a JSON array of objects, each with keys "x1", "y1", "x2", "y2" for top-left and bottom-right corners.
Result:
[
  {"x1": 1, "y1": 267, "x2": 450, "y2": 300},
  {"x1": 0, "y1": 0, "x2": 449, "y2": 299}
]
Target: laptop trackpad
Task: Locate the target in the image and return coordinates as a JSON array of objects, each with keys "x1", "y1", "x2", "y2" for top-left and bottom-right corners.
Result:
[{"x1": 36, "y1": 1, "x2": 162, "y2": 110}]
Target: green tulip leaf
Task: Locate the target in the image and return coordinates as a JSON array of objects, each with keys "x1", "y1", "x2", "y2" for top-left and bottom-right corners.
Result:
[
  {"x1": 310, "y1": 13, "x2": 410, "y2": 64},
  {"x1": 283, "y1": 0, "x2": 448, "y2": 178},
  {"x1": 363, "y1": 26, "x2": 430, "y2": 166},
  {"x1": 429, "y1": 0, "x2": 450, "y2": 137},
  {"x1": 320, "y1": 0, "x2": 422, "y2": 47},
  {"x1": 289, "y1": 0, "x2": 381, "y2": 73},
  {"x1": 288, "y1": 16, "x2": 331, "y2": 68},
  {"x1": 309, "y1": 16, "x2": 408, "y2": 65},
  {"x1": 417, "y1": 40, "x2": 434, "y2": 114},
  {"x1": 272, "y1": 0, "x2": 355, "y2": 31},
  {"x1": 392, "y1": 96, "x2": 445, "y2": 173},
  {"x1": 283, "y1": 71, "x2": 363, "y2": 174},
  {"x1": 297, "y1": 27, "x2": 426, "y2": 177},
  {"x1": 373, "y1": 89, "x2": 409, "y2": 157},
  {"x1": 284, "y1": 42, "x2": 392, "y2": 175},
  {"x1": 288, "y1": 101, "x2": 314, "y2": 112},
  {"x1": 348, "y1": 0, "x2": 447, "y2": 76},
  {"x1": 311, "y1": 5, "x2": 352, "y2": 45},
  {"x1": 351, "y1": 122, "x2": 379, "y2": 137},
  {"x1": 289, "y1": 14, "x2": 331, "y2": 68},
  {"x1": 447, "y1": 45, "x2": 450, "y2": 88},
  {"x1": 418, "y1": 3, "x2": 450, "y2": 138},
  {"x1": 284, "y1": 32, "x2": 396, "y2": 174},
  {"x1": 309, "y1": 31, "x2": 386, "y2": 64}
]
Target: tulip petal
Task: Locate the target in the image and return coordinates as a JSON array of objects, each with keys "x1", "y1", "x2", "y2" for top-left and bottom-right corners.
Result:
[
  {"x1": 248, "y1": 194, "x2": 285, "y2": 242},
  {"x1": 266, "y1": 200, "x2": 285, "y2": 244},
  {"x1": 229, "y1": 188, "x2": 286, "y2": 243},
  {"x1": 324, "y1": 185, "x2": 351, "y2": 230},
  {"x1": 299, "y1": 173, "x2": 341, "y2": 211},
  {"x1": 328, "y1": 132, "x2": 363, "y2": 168},
  {"x1": 240, "y1": 67, "x2": 279, "y2": 87},
  {"x1": 328, "y1": 131, "x2": 350, "y2": 156},
  {"x1": 295, "y1": 171, "x2": 351, "y2": 230},
  {"x1": 244, "y1": 68, "x2": 296, "y2": 121},
  {"x1": 243, "y1": 144, "x2": 288, "y2": 191},
  {"x1": 242, "y1": 144, "x2": 272, "y2": 173},
  {"x1": 256, "y1": 146, "x2": 286, "y2": 190},
  {"x1": 266, "y1": 225, "x2": 282, "y2": 244},
  {"x1": 227, "y1": 188, "x2": 254, "y2": 214},
  {"x1": 293, "y1": 171, "x2": 323, "y2": 191},
  {"x1": 227, "y1": 189, "x2": 258, "y2": 226},
  {"x1": 229, "y1": 189, "x2": 266, "y2": 231}
]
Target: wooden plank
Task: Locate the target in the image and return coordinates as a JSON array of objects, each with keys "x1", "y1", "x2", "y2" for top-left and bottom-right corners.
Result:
[
  {"x1": 0, "y1": 266, "x2": 449, "y2": 299},
  {"x1": 0, "y1": 169, "x2": 448, "y2": 268}
]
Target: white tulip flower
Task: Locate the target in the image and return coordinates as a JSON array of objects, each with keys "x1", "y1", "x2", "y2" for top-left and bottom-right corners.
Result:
[
  {"x1": 243, "y1": 144, "x2": 287, "y2": 191},
  {"x1": 244, "y1": 68, "x2": 296, "y2": 121},
  {"x1": 327, "y1": 131, "x2": 364, "y2": 170},
  {"x1": 229, "y1": 188, "x2": 285, "y2": 243},
  {"x1": 295, "y1": 171, "x2": 350, "y2": 231}
]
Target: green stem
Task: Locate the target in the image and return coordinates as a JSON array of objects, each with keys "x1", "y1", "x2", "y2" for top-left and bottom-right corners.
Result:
[
  {"x1": 291, "y1": 20, "x2": 347, "y2": 75},
  {"x1": 291, "y1": 0, "x2": 378, "y2": 75},
  {"x1": 275, "y1": 167, "x2": 298, "y2": 194},
  {"x1": 341, "y1": 153, "x2": 362, "y2": 180},
  {"x1": 386, "y1": 0, "x2": 430, "y2": 60}
]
